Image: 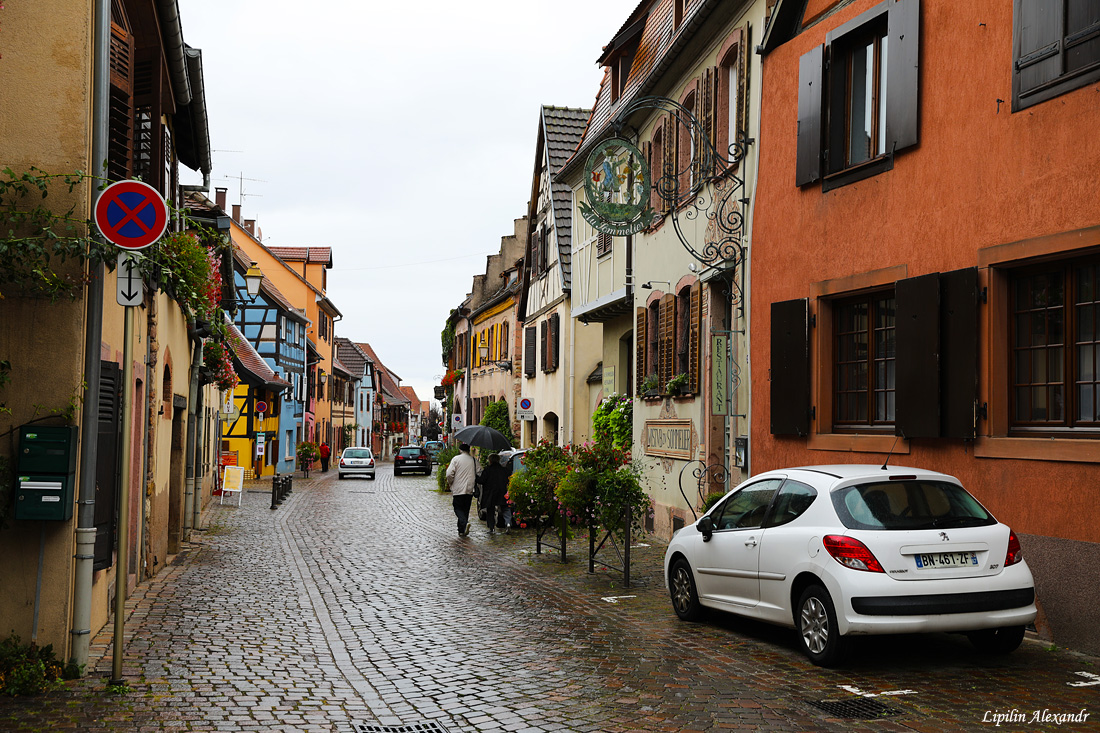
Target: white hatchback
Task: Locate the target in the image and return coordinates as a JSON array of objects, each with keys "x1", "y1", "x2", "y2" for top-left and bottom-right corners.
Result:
[
  {"x1": 337, "y1": 447, "x2": 375, "y2": 480},
  {"x1": 664, "y1": 465, "x2": 1037, "y2": 666}
]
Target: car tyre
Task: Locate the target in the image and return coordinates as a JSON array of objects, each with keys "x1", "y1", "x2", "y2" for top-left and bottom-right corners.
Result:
[
  {"x1": 797, "y1": 585, "x2": 845, "y2": 667},
  {"x1": 967, "y1": 626, "x2": 1025, "y2": 654},
  {"x1": 338, "y1": 474, "x2": 345, "y2": 480},
  {"x1": 668, "y1": 558, "x2": 703, "y2": 621},
  {"x1": 368, "y1": 474, "x2": 375, "y2": 481}
]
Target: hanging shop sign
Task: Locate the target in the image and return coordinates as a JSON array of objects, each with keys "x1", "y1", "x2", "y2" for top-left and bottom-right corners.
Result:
[{"x1": 579, "y1": 137, "x2": 655, "y2": 236}]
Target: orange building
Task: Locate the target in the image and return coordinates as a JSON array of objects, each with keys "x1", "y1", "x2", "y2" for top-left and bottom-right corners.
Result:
[{"x1": 752, "y1": 0, "x2": 1100, "y2": 653}]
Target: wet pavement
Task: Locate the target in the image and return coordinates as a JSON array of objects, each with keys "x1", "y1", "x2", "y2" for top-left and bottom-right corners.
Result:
[{"x1": 1, "y1": 464, "x2": 1097, "y2": 732}]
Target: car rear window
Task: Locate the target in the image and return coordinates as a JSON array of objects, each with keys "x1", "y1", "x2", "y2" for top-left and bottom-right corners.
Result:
[
  {"x1": 398, "y1": 447, "x2": 423, "y2": 457},
  {"x1": 344, "y1": 449, "x2": 371, "y2": 459},
  {"x1": 832, "y1": 480, "x2": 996, "y2": 531}
]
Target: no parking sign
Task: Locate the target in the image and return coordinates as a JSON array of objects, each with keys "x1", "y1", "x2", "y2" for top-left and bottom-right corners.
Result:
[{"x1": 94, "y1": 180, "x2": 169, "y2": 250}]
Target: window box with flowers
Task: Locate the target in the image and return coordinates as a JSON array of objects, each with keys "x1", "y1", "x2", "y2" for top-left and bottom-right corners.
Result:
[{"x1": 202, "y1": 340, "x2": 238, "y2": 392}]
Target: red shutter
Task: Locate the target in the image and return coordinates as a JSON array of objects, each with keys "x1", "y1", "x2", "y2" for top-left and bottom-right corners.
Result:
[
  {"x1": 636, "y1": 307, "x2": 647, "y2": 395},
  {"x1": 689, "y1": 282, "x2": 702, "y2": 393}
]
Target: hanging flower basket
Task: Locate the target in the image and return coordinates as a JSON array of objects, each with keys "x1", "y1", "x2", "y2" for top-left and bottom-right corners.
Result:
[{"x1": 202, "y1": 340, "x2": 238, "y2": 391}]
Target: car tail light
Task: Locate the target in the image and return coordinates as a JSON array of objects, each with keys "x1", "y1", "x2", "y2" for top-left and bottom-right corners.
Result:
[
  {"x1": 824, "y1": 535, "x2": 885, "y2": 573},
  {"x1": 339, "y1": 459, "x2": 346, "y2": 467},
  {"x1": 1005, "y1": 529, "x2": 1022, "y2": 566},
  {"x1": 368, "y1": 459, "x2": 374, "y2": 467}
]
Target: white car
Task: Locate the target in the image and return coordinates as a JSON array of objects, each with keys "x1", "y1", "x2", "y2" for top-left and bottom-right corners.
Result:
[
  {"x1": 664, "y1": 465, "x2": 1037, "y2": 666},
  {"x1": 337, "y1": 447, "x2": 375, "y2": 480}
]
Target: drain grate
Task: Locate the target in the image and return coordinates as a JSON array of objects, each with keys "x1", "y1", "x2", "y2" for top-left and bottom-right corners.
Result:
[
  {"x1": 807, "y1": 697, "x2": 903, "y2": 719},
  {"x1": 353, "y1": 723, "x2": 451, "y2": 733}
]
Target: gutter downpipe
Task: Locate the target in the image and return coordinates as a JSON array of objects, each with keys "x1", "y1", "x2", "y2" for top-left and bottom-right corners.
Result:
[{"x1": 72, "y1": 0, "x2": 111, "y2": 671}]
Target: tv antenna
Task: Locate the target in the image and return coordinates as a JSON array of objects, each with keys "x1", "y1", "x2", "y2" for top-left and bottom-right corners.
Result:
[{"x1": 220, "y1": 171, "x2": 266, "y2": 202}]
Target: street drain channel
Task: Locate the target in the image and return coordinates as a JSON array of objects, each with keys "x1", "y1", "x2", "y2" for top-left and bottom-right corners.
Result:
[
  {"x1": 353, "y1": 723, "x2": 451, "y2": 733},
  {"x1": 807, "y1": 697, "x2": 903, "y2": 719}
]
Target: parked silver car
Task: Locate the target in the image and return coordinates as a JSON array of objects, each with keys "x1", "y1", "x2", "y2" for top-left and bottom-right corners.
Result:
[{"x1": 337, "y1": 447, "x2": 375, "y2": 480}]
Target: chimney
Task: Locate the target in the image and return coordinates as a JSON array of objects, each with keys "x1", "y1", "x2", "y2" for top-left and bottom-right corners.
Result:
[
  {"x1": 232, "y1": 204, "x2": 241, "y2": 222},
  {"x1": 215, "y1": 187, "x2": 227, "y2": 211},
  {"x1": 244, "y1": 219, "x2": 256, "y2": 236}
]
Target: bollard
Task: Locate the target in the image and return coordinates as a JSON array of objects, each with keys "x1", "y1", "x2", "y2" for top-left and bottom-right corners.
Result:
[{"x1": 270, "y1": 476, "x2": 279, "y2": 510}]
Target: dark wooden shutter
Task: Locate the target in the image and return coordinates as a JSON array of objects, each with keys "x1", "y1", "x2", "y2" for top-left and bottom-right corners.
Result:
[
  {"x1": 1066, "y1": 0, "x2": 1100, "y2": 73},
  {"x1": 1014, "y1": 0, "x2": 1064, "y2": 99},
  {"x1": 701, "y1": 67, "x2": 717, "y2": 176},
  {"x1": 796, "y1": 44, "x2": 823, "y2": 186},
  {"x1": 886, "y1": 0, "x2": 921, "y2": 154},
  {"x1": 524, "y1": 326, "x2": 536, "y2": 377},
  {"x1": 688, "y1": 282, "x2": 702, "y2": 393},
  {"x1": 659, "y1": 294, "x2": 676, "y2": 390},
  {"x1": 770, "y1": 299, "x2": 811, "y2": 436},
  {"x1": 94, "y1": 361, "x2": 121, "y2": 570},
  {"x1": 107, "y1": 10, "x2": 133, "y2": 182},
  {"x1": 940, "y1": 267, "x2": 979, "y2": 439},
  {"x1": 895, "y1": 273, "x2": 941, "y2": 438},
  {"x1": 636, "y1": 307, "x2": 647, "y2": 395},
  {"x1": 662, "y1": 114, "x2": 676, "y2": 212},
  {"x1": 540, "y1": 319, "x2": 548, "y2": 372},
  {"x1": 550, "y1": 313, "x2": 560, "y2": 371}
]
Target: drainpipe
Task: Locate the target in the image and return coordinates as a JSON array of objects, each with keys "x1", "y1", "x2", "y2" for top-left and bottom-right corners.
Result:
[
  {"x1": 192, "y1": 389, "x2": 205, "y2": 532},
  {"x1": 183, "y1": 335, "x2": 202, "y2": 535},
  {"x1": 71, "y1": 0, "x2": 111, "y2": 671}
]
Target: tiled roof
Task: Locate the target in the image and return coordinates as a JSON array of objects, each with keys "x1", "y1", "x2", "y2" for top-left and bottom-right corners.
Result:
[
  {"x1": 331, "y1": 356, "x2": 352, "y2": 376},
  {"x1": 266, "y1": 246, "x2": 334, "y2": 267},
  {"x1": 543, "y1": 106, "x2": 590, "y2": 292},
  {"x1": 400, "y1": 386, "x2": 420, "y2": 406},
  {"x1": 232, "y1": 245, "x2": 304, "y2": 318},
  {"x1": 358, "y1": 342, "x2": 409, "y2": 406},
  {"x1": 228, "y1": 323, "x2": 291, "y2": 388},
  {"x1": 334, "y1": 337, "x2": 370, "y2": 376}
]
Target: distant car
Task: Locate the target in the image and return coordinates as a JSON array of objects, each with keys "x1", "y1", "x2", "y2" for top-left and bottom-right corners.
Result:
[
  {"x1": 424, "y1": 441, "x2": 445, "y2": 464},
  {"x1": 337, "y1": 447, "x2": 375, "y2": 480},
  {"x1": 498, "y1": 448, "x2": 528, "y2": 476},
  {"x1": 664, "y1": 465, "x2": 1037, "y2": 667},
  {"x1": 394, "y1": 445, "x2": 431, "y2": 476}
]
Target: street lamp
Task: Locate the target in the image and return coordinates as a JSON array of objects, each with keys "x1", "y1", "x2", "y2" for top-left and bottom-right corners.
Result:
[{"x1": 243, "y1": 261, "x2": 263, "y2": 299}]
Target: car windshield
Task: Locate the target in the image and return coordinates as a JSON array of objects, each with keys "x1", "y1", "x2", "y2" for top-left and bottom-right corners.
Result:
[
  {"x1": 343, "y1": 449, "x2": 371, "y2": 459},
  {"x1": 832, "y1": 480, "x2": 996, "y2": 531}
]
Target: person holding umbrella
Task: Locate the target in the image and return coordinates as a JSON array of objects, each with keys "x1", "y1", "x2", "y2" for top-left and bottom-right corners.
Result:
[
  {"x1": 445, "y1": 443, "x2": 478, "y2": 536},
  {"x1": 476, "y1": 453, "x2": 509, "y2": 534}
]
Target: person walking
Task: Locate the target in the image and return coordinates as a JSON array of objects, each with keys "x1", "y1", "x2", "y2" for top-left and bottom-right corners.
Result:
[
  {"x1": 319, "y1": 442, "x2": 331, "y2": 472},
  {"x1": 476, "y1": 453, "x2": 509, "y2": 534},
  {"x1": 445, "y1": 443, "x2": 478, "y2": 536}
]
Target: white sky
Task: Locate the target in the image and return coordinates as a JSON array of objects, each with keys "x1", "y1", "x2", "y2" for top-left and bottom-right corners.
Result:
[{"x1": 180, "y1": 0, "x2": 638, "y2": 407}]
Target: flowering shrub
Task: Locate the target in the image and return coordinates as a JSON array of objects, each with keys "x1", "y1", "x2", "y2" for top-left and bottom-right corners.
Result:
[
  {"x1": 506, "y1": 441, "x2": 569, "y2": 528},
  {"x1": 556, "y1": 440, "x2": 631, "y2": 528},
  {"x1": 202, "y1": 340, "x2": 238, "y2": 392},
  {"x1": 592, "y1": 393, "x2": 632, "y2": 449},
  {"x1": 296, "y1": 441, "x2": 319, "y2": 470}
]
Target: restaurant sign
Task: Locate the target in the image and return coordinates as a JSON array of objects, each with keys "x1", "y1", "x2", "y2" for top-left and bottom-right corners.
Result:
[
  {"x1": 579, "y1": 137, "x2": 655, "y2": 236},
  {"x1": 643, "y1": 419, "x2": 694, "y2": 460}
]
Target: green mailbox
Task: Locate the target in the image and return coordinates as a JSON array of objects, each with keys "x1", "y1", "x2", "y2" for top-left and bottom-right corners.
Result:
[{"x1": 14, "y1": 425, "x2": 77, "y2": 521}]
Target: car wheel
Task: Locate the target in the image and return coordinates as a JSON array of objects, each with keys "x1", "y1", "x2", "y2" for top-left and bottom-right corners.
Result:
[
  {"x1": 797, "y1": 585, "x2": 845, "y2": 667},
  {"x1": 368, "y1": 475, "x2": 375, "y2": 481},
  {"x1": 668, "y1": 558, "x2": 703, "y2": 621},
  {"x1": 338, "y1": 474, "x2": 345, "y2": 480},
  {"x1": 968, "y1": 626, "x2": 1025, "y2": 654}
]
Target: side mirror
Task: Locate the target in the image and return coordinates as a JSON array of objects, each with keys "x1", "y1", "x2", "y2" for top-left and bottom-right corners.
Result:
[{"x1": 698, "y1": 515, "x2": 714, "y2": 542}]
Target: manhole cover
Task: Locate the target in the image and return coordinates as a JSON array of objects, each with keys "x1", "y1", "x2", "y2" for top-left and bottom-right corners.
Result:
[
  {"x1": 807, "y1": 698, "x2": 903, "y2": 719},
  {"x1": 353, "y1": 724, "x2": 451, "y2": 733}
]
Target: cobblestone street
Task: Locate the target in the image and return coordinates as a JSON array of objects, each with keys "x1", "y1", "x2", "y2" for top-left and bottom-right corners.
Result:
[{"x1": 1, "y1": 465, "x2": 1097, "y2": 733}]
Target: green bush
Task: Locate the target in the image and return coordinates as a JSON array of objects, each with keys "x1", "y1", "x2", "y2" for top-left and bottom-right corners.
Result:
[
  {"x1": 435, "y1": 445, "x2": 461, "y2": 491},
  {"x1": 592, "y1": 392, "x2": 632, "y2": 449},
  {"x1": 702, "y1": 491, "x2": 726, "y2": 515},
  {"x1": 506, "y1": 441, "x2": 568, "y2": 528},
  {"x1": 0, "y1": 634, "x2": 78, "y2": 696}
]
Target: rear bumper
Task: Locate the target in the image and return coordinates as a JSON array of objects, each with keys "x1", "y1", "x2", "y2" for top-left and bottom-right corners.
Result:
[{"x1": 852, "y1": 587, "x2": 1034, "y2": 616}]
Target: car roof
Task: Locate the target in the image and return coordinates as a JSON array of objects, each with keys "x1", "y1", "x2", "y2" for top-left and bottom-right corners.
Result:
[
  {"x1": 342, "y1": 447, "x2": 371, "y2": 453},
  {"x1": 758, "y1": 464, "x2": 957, "y2": 487}
]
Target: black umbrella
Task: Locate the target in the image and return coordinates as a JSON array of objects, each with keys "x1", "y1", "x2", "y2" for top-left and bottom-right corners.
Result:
[{"x1": 453, "y1": 424, "x2": 511, "y2": 451}]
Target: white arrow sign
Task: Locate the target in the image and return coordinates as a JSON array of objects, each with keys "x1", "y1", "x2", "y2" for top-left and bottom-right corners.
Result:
[{"x1": 116, "y1": 251, "x2": 144, "y2": 307}]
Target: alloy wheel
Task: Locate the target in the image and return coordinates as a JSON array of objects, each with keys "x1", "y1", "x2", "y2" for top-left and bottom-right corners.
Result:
[{"x1": 801, "y1": 596, "x2": 829, "y2": 654}]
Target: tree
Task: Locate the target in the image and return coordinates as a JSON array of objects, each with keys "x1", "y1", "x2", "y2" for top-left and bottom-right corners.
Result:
[
  {"x1": 480, "y1": 398, "x2": 515, "y2": 447},
  {"x1": 423, "y1": 405, "x2": 444, "y2": 441}
]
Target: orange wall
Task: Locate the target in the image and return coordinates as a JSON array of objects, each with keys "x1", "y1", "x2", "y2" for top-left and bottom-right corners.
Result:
[{"x1": 750, "y1": 0, "x2": 1100, "y2": 543}]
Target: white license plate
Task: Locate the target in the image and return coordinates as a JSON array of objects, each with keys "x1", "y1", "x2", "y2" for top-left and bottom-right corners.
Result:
[{"x1": 915, "y1": 552, "x2": 978, "y2": 569}]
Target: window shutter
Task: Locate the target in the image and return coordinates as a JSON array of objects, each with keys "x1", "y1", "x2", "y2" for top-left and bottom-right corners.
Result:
[
  {"x1": 689, "y1": 282, "x2": 702, "y2": 393},
  {"x1": 886, "y1": 0, "x2": 921, "y2": 154},
  {"x1": 796, "y1": 44, "x2": 823, "y2": 186},
  {"x1": 701, "y1": 67, "x2": 717, "y2": 174},
  {"x1": 550, "y1": 313, "x2": 560, "y2": 371},
  {"x1": 940, "y1": 267, "x2": 979, "y2": 439},
  {"x1": 94, "y1": 361, "x2": 121, "y2": 570},
  {"x1": 1014, "y1": 0, "x2": 1064, "y2": 100},
  {"x1": 540, "y1": 319, "x2": 548, "y2": 372},
  {"x1": 895, "y1": 273, "x2": 941, "y2": 438},
  {"x1": 107, "y1": 15, "x2": 133, "y2": 182},
  {"x1": 502, "y1": 321, "x2": 509, "y2": 359},
  {"x1": 662, "y1": 114, "x2": 676, "y2": 212},
  {"x1": 659, "y1": 294, "x2": 676, "y2": 390},
  {"x1": 770, "y1": 299, "x2": 811, "y2": 436},
  {"x1": 525, "y1": 326, "x2": 537, "y2": 377},
  {"x1": 597, "y1": 232, "x2": 613, "y2": 257},
  {"x1": 636, "y1": 307, "x2": 647, "y2": 394}
]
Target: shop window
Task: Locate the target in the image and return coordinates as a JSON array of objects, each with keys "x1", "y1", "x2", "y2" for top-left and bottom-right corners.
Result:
[
  {"x1": 1013, "y1": 0, "x2": 1100, "y2": 111},
  {"x1": 796, "y1": 0, "x2": 920, "y2": 190}
]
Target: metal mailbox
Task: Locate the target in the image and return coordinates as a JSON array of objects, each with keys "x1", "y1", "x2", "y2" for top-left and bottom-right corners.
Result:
[{"x1": 14, "y1": 425, "x2": 77, "y2": 521}]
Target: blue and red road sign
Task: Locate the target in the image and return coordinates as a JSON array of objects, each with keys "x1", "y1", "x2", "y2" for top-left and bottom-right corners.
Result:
[{"x1": 94, "y1": 180, "x2": 169, "y2": 250}]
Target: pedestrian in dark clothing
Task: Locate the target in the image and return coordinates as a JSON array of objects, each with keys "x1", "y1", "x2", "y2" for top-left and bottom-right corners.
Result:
[
  {"x1": 319, "y1": 442, "x2": 331, "y2": 472},
  {"x1": 477, "y1": 453, "x2": 509, "y2": 534}
]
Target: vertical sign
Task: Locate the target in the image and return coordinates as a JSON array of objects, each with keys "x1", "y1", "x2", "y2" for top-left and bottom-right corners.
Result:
[
  {"x1": 602, "y1": 365, "x2": 616, "y2": 396},
  {"x1": 116, "y1": 252, "x2": 145, "y2": 307},
  {"x1": 711, "y1": 334, "x2": 728, "y2": 416}
]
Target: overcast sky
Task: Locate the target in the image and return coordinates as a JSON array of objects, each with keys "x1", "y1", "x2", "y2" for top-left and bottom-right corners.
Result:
[{"x1": 179, "y1": 0, "x2": 638, "y2": 407}]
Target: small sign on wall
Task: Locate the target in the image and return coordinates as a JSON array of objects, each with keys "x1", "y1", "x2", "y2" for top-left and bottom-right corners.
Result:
[
  {"x1": 643, "y1": 419, "x2": 694, "y2": 460},
  {"x1": 602, "y1": 365, "x2": 616, "y2": 396}
]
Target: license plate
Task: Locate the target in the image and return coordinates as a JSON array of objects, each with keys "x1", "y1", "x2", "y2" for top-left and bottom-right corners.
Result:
[{"x1": 915, "y1": 552, "x2": 978, "y2": 569}]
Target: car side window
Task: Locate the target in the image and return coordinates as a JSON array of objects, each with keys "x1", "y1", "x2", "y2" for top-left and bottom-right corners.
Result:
[
  {"x1": 712, "y1": 479, "x2": 783, "y2": 530},
  {"x1": 765, "y1": 480, "x2": 818, "y2": 528}
]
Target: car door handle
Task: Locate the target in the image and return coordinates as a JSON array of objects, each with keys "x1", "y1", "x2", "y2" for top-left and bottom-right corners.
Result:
[{"x1": 744, "y1": 537, "x2": 758, "y2": 547}]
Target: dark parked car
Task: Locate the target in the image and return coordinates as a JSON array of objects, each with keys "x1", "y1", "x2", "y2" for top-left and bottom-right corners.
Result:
[{"x1": 394, "y1": 445, "x2": 431, "y2": 476}]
